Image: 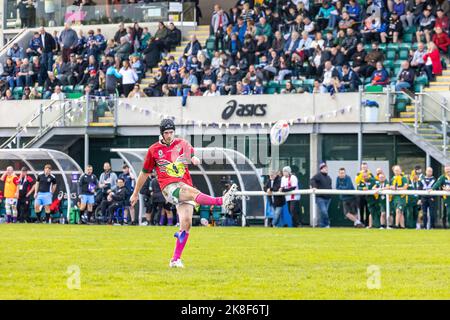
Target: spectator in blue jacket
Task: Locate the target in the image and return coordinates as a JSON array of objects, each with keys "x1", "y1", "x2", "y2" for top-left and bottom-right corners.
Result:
[
  {"x1": 7, "y1": 43, "x2": 25, "y2": 62},
  {"x1": 26, "y1": 32, "x2": 43, "y2": 58},
  {"x1": 369, "y1": 61, "x2": 390, "y2": 86},
  {"x1": 183, "y1": 35, "x2": 202, "y2": 58},
  {"x1": 336, "y1": 168, "x2": 365, "y2": 227},
  {"x1": 345, "y1": 0, "x2": 361, "y2": 22},
  {"x1": 232, "y1": 17, "x2": 247, "y2": 44}
]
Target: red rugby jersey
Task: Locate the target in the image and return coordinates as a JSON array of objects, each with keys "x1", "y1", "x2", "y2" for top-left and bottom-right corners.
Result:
[{"x1": 142, "y1": 138, "x2": 195, "y2": 190}]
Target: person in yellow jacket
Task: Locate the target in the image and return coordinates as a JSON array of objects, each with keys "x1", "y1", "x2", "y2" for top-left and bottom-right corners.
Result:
[
  {"x1": 390, "y1": 165, "x2": 409, "y2": 228},
  {"x1": 355, "y1": 162, "x2": 374, "y2": 225}
]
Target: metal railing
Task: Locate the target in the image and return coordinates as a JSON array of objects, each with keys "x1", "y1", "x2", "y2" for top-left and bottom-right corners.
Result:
[{"x1": 236, "y1": 188, "x2": 450, "y2": 228}]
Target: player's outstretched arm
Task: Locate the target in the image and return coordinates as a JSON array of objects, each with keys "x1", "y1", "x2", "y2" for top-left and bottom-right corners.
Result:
[{"x1": 130, "y1": 171, "x2": 150, "y2": 206}]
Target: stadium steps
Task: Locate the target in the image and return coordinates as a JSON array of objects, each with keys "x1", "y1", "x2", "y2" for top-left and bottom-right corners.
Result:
[
  {"x1": 142, "y1": 25, "x2": 210, "y2": 85},
  {"x1": 89, "y1": 122, "x2": 114, "y2": 127},
  {"x1": 424, "y1": 70, "x2": 450, "y2": 92}
]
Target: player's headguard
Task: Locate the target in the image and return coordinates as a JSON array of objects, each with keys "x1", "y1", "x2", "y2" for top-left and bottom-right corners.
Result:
[{"x1": 160, "y1": 118, "x2": 175, "y2": 135}]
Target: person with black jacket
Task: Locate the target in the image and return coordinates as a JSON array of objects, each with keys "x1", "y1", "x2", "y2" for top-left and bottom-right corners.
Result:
[
  {"x1": 310, "y1": 162, "x2": 332, "y2": 228},
  {"x1": 265, "y1": 170, "x2": 285, "y2": 227},
  {"x1": 139, "y1": 175, "x2": 154, "y2": 225},
  {"x1": 418, "y1": 167, "x2": 436, "y2": 229},
  {"x1": 38, "y1": 27, "x2": 57, "y2": 72},
  {"x1": 167, "y1": 23, "x2": 182, "y2": 50},
  {"x1": 17, "y1": 167, "x2": 35, "y2": 223},
  {"x1": 395, "y1": 60, "x2": 415, "y2": 92},
  {"x1": 78, "y1": 165, "x2": 98, "y2": 224},
  {"x1": 100, "y1": 178, "x2": 127, "y2": 225}
]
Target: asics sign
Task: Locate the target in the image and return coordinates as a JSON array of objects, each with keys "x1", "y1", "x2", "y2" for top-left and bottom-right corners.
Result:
[{"x1": 221, "y1": 100, "x2": 267, "y2": 120}]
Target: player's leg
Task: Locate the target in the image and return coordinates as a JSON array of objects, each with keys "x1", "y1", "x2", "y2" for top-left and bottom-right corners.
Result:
[
  {"x1": 5, "y1": 199, "x2": 12, "y2": 223},
  {"x1": 79, "y1": 196, "x2": 87, "y2": 221},
  {"x1": 87, "y1": 202, "x2": 94, "y2": 223},
  {"x1": 11, "y1": 199, "x2": 18, "y2": 223},
  {"x1": 170, "y1": 203, "x2": 193, "y2": 268},
  {"x1": 34, "y1": 197, "x2": 42, "y2": 223},
  {"x1": 178, "y1": 183, "x2": 237, "y2": 209}
]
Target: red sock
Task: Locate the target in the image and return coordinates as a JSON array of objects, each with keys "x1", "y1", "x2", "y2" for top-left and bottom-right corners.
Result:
[{"x1": 195, "y1": 193, "x2": 223, "y2": 206}]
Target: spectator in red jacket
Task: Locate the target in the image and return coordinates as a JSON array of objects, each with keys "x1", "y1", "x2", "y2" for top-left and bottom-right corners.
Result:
[
  {"x1": 423, "y1": 42, "x2": 443, "y2": 81},
  {"x1": 432, "y1": 26, "x2": 450, "y2": 54}
]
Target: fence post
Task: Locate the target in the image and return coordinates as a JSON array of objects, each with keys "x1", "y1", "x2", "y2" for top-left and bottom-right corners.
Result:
[
  {"x1": 311, "y1": 191, "x2": 316, "y2": 228},
  {"x1": 113, "y1": 95, "x2": 118, "y2": 127},
  {"x1": 85, "y1": 95, "x2": 90, "y2": 126},
  {"x1": 385, "y1": 192, "x2": 390, "y2": 229},
  {"x1": 39, "y1": 103, "x2": 43, "y2": 133},
  {"x1": 414, "y1": 96, "x2": 419, "y2": 134},
  {"x1": 442, "y1": 99, "x2": 447, "y2": 156}
]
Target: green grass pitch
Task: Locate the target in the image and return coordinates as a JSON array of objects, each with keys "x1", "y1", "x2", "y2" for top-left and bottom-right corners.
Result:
[{"x1": 0, "y1": 225, "x2": 449, "y2": 300}]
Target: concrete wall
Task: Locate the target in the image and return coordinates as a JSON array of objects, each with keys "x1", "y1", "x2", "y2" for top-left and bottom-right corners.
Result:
[{"x1": 0, "y1": 92, "x2": 381, "y2": 129}]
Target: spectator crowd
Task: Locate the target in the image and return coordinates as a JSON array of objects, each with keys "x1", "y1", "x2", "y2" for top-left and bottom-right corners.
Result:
[
  {"x1": 266, "y1": 161, "x2": 450, "y2": 229},
  {"x1": 2, "y1": 1, "x2": 450, "y2": 101}
]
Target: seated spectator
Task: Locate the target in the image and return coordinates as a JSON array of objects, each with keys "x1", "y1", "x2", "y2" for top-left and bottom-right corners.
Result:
[
  {"x1": 50, "y1": 85, "x2": 65, "y2": 101},
  {"x1": 340, "y1": 64, "x2": 361, "y2": 92},
  {"x1": 280, "y1": 80, "x2": 296, "y2": 94},
  {"x1": 2, "y1": 89, "x2": 14, "y2": 100},
  {"x1": 395, "y1": 61, "x2": 415, "y2": 91},
  {"x1": 203, "y1": 83, "x2": 221, "y2": 96},
  {"x1": 345, "y1": 0, "x2": 362, "y2": 22},
  {"x1": 99, "y1": 178, "x2": 127, "y2": 225},
  {"x1": 303, "y1": 16, "x2": 316, "y2": 35},
  {"x1": 130, "y1": 55, "x2": 144, "y2": 81},
  {"x1": 29, "y1": 87, "x2": 41, "y2": 100},
  {"x1": 21, "y1": 86, "x2": 31, "y2": 100},
  {"x1": 166, "y1": 69, "x2": 182, "y2": 96},
  {"x1": 26, "y1": 32, "x2": 42, "y2": 58},
  {"x1": 256, "y1": 17, "x2": 273, "y2": 41},
  {"x1": 361, "y1": 42, "x2": 385, "y2": 78},
  {"x1": 435, "y1": 8, "x2": 449, "y2": 32},
  {"x1": 296, "y1": 31, "x2": 313, "y2": 60},
  {"x1": 284, "y1": 31, "x2": 300, "y2": 57},
  {"x1": 7, "y1": 43, "x2": 25, "y2": 62},
  {"x1": 128, "y1": 83, "x2": 147, "y2": 98},
  {"x1": 361, "y1": 16, "x2": 385, "y2": 43},
  {"x1": 369, "y1": 61, "x2": 390, "y2": 86},
  {"x1": 1, "y1": 58, "x2": 16, "y2": 90},
  {"x1": 416, "y1": 8, "x2": 435, "y2": 44},
  {"x1": 411, "y1": 42, "x2": 426, "y2": 74},
  {"x1": 341, "y1": 28, "x2": 358, "y2": 59},
  {"x1": 381, "y1": 12, "x2": 402, "y2": 43},
  {"x1": 277, "y1": 55, "x2": 292, "y2": 81},
  {"x1": 253, "y1": 79, "x2": 264, "y2": 95},
  {"x1": 338, "y1": 12, "x2": 355, "y2": 31},
  {"x1": 199, "y1": 67, "x2": 216, "y2": 91},
  {"x1": 167, "y1": 23, "x2": 181, "y2": 50},
  {"x1": 43, "y1": 72, "x2": 61, "y2": 99},
  {"x1": 179, "y1": 68, "x2": 198, "y2": 96},
  {"x1": 183, "y1": 35, "x2": 202, "y2": 58},
  {"x1": 315, "y1": 1, "x2": 338, "y2": 30},
  {"x1": 85, "y1": 69, "x2": 99, "y2": 92},
  {"x1": 16, "y1": 58, "x2": 33, "y2": 87},
  {"x1": 432, "y1": 26, "x2": 450, "y2": 54},
  {"x1": 115, "y1": 36, "x2": 132, "y2": 62},
  {"x1": 221, "y1": 65, "x2": 242, "y2": 95},
  {"x1": 423, "y1": 42, "x2": 442, "y2": 81},
  {"x1": 351, "y1": 43, "x2": 367, "y2": 76}
]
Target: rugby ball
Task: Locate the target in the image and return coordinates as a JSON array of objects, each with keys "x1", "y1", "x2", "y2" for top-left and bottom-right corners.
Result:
[
  {"x1": 270, "y1": 120, "x2": 290, "y2": 146},
  {"x1": 200, "y1": 218, "x2": 209, "y2": 226}
]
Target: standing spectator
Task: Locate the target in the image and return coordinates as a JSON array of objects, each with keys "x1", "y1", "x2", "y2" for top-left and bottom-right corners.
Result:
[
  {"x1": 17, "y1": 167, "x2": 35, "y2": 223},
  {"x1": 38, "y1": 27, "x2": 57, "y2": 72},
  {"x1": 356, "y1": 170, "x2": 380, "y2": 229},
  {"x1": 16, "y1": 58, "x2": 33, "y2": 87},
  {"x1": 143, "y1": 37, "x2": 164, "y2": 70},
  {"x1": 78, "y1": 164, "x2": 98, "y2": 224},
  {"x1": 119, "y1": 60, "x2": 138, "y2": 97},
  {"x1": 280, "y1": 166, "x2": 301, "y2": 228},
  {"x1": 1, "y1": 166, "x2": 19, "y2": 224},
  {"x1": 395, "y1": 60, "x2": 415, "y2": 92},
  {"x1": 98, "y1": 162, "x2": 118, "y2": 197},
  {"x1": 139, "y1": 175, "x2": 154, "y2": 225},
  {"x1": 265, "y1": 170, "x2": 285, "y2": 227},
  {"x1": 310, "y1": 162, "x2": 332, "y2": 228},
  {"x1": 114, "y1": 23, "x2": 127, "y2": 44},
  {"x1": 336, "y1": 168, "x2": 364, "y2": 228},
  {"x1": 423, "y1": 42, "x2": 442, "y2": 81},
  {"x1": 211, "y1": 8, "x2": 229, "y2": 51},
  {"x1": 374, "y1": 173, "x2": 391, "y2": 229},
  {"x1": 154, "y1": 22, "x2": 169, "y2": 51},
  {"x1": 390, "y1": 165, "x2": 408, "y2": 229},
  {"x1": 59, "y1": 23, "x2": 79, "y2": 63},
  {"x1": 119, "y1": 164, "x2": 136, "y2": 225},
  {"x1": 34, "y1": 164, "x2": 57, "y2": 223},
  {"x1": 432, "y1": 164, "x2": 450, "y2": 229},
  {"x1": 419, "y1": 167, "x2": 436, "y2": 229}
]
